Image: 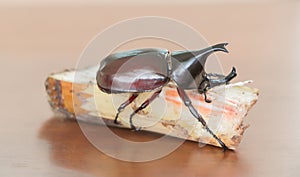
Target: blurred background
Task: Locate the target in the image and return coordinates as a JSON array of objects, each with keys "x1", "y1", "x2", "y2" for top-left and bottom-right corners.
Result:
[{"x1": 0, "y1": 1, "x2": 300, "y2": 177}]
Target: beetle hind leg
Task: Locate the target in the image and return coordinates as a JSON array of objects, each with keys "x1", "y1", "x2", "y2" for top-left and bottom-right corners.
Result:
[
  {"x1": 114, "y1": 93, "x2": 138, "y2": 124},
  {"x1": 129, "y1": 90, "x2": 162, "y2": 131}
]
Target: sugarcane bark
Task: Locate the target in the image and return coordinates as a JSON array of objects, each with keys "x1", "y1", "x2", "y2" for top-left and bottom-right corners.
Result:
[{"x1": 45, "y1": 66, "x2": 258, "y2": 150}]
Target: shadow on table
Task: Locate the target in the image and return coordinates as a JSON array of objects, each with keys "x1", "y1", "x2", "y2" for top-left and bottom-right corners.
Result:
[{"x1": 39, "y1": 117, "x2": 249, "y2": 177}]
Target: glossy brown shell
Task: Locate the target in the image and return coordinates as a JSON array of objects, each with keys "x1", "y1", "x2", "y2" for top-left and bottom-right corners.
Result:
[{"x1": 96, "y1": 48, "x2": 170, "y2": 93}]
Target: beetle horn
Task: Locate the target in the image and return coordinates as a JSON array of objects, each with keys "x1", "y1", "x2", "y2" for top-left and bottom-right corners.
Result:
[
  {"x1": 194, "y1": 43, "x2": 229, "y2": 66},
  {"x1": 170, "y1": 43, "x2": 230, "y2": 90},
  {"x1": 171, "y1": 43, "x2": 229, "y2": 66}
]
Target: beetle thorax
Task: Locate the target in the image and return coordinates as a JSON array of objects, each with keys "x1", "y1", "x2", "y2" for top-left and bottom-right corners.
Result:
[{"x1": 170, "y1": 57, "x2": 206, "y2": 90}]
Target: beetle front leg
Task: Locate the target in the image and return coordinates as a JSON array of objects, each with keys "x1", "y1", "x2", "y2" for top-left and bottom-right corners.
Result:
[
  {"x1": 129, "y1": 90, "x2": 162, "y2": 131},
  {"x1": 224, "y1": 67, "x2": 237, "y2": 84},
  {"x1": 208, "y1": 67, "x2": 237, "y2": 87},
  {"x1": 198, "y1": 75, "x2": 212, "y2": 103},
  {"x1": 114, "y1": 93, "x2": 138, "y2": 124},
  {"x1": 203, "y1": 88, "x2": 212, "y2": 103},
  {"x1": 176, "y1": 87, "x2": 228, "y2": 151}
]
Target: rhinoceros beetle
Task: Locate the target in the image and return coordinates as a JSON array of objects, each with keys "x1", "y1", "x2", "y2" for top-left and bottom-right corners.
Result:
[{"x1": 96, "y1": 43, "x2": 237, "y2": 151}]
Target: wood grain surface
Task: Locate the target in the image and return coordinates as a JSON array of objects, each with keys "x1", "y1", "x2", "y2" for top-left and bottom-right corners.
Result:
[{"x1": 0, "y1": 2, "x2": 299, "y2": 177}]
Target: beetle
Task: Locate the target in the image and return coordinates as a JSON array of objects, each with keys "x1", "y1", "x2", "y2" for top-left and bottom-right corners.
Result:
[{"x1": 96, "y1": 43, "x2": 237, "y2": 151}]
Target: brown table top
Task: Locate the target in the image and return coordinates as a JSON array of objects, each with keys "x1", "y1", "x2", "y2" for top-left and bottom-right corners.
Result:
[{"x1": 1, "y1": 2, "x2": 300, "y2": 177}]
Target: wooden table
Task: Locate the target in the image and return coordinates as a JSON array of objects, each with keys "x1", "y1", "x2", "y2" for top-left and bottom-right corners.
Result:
[{"x1": 1, "y1": 2, "x2": 299, "y2": 177}]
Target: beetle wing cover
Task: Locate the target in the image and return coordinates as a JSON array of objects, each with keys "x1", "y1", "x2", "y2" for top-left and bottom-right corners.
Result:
[{"x1": 97, "y1": 48, "x2": 170, "y2": 93}]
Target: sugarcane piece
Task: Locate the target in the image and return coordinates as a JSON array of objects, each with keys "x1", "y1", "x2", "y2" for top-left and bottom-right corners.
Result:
[{"x1": 45, "y1": 66, "x2": 258, "y2": 150}]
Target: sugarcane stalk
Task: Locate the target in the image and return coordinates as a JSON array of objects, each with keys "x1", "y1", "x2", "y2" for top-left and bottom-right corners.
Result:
[{"x1": 45, "y1": 66, "x2": 258, "y2": 150}]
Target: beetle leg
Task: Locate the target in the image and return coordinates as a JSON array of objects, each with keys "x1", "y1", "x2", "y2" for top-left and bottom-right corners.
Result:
[
  {"x1": 199, "y1": 74, "x2": 212, "y2": 103},
  {"x1": 176, "y1": 87, "x2": 228, "y2": 151},
  {"x1": 206, "y1": 73, "x2": 225, "y2": 78},
  {"x1": 129, "y1": 90, "x2": 162, "y2": 131},
  {"x1": 114, "y1": 93, "x2": 138, "y2": 124},
  {"x1": 207, "y1": 67, "x2": 237, "y2": 87},
  {"x1": 203, "y1": 88, "x2": 212, "y2": 103},
  {"x1": 224, "y1": 67, "x2": 237, "y2": 84}
]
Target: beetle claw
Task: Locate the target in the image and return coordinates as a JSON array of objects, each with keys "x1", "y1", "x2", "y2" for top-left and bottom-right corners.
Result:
[
  {"x1": 203, "y1": 85, "x2": 212, "y2": 103},
  {"x1": 114, "y1": 119, "x2": 121, "y2": 125},
  {"x1": 114, "y1": 113, "x2": 120, "y2": 124},
  {"x1": 205, "y1": 98, "x2": 212, "y2": 103},
  {"x1": 131, "y1": 125, "x2": 142, "y2": 131},
  {"x1": 203, "y1": 90, "x2": 212, "y2": 103},
  {"x1": 222, "y1": 145, "x2": 229, "y2": 152}
]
